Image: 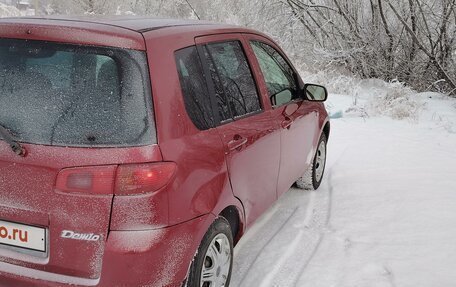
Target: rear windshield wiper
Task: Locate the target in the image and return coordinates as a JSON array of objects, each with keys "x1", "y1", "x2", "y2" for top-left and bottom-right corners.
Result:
[{"x1": 0, "y1": 123, "x2": 26, "y2": 157}]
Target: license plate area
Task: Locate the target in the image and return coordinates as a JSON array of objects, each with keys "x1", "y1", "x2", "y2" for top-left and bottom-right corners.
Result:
[{"x1": 0, "y1": 220, "x2": 47, "y2": 253}]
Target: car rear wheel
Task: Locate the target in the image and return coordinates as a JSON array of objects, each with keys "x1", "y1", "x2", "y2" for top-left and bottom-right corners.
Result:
[
  {"x1": 187, "y1": 217, "x2": 233, "y2": 287},
  {"x1": 296, "y1": 133, "x2": 327, "y2": 190}
]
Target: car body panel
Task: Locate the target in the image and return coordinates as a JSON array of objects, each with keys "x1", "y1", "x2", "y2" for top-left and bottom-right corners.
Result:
[
  {"x1": 215, "y1": 113, "x2": 281, "y2": 226},
  {"x1": 0, "y1": 142, "x2": 162, "y2": 282},
  {"x1": 0, "y1": 213, "x2": 216, "y2": 287},
  {"x1": 143, "y1": 28, "x2": 236, "y2": 228},
  {"x1": 271, "y1": 101, "x2": 320, "y2": 196},
  {"x1": 0, "y1": 18, "x2": 146, "y2": 50}
]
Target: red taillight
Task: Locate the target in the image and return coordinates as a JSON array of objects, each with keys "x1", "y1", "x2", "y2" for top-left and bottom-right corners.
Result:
[
  {"x1": 56, "y1": 162, "x2": 176, "y2": 196},
  {"x1": 115, "y1": 162, "x2": 176, "y2": 195},
  {"x1": 56, "y1": 165, "x2": 117, "y2": 195}
]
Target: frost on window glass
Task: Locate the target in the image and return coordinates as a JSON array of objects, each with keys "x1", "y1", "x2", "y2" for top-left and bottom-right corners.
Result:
[{"x1": 0, "y1": 39, "x2": 154, "y2": 147}]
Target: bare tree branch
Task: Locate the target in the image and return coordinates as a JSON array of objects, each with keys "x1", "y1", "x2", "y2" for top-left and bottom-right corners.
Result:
[{"x1": 385, "y1": 0, "x2": 456, "y2": 91}]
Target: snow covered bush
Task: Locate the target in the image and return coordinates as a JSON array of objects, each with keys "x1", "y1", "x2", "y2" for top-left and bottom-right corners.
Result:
[
  {"x1": 321, "y1": 73, "x2": 426, "y2": 121},
  {"x1": 302, "y1": 70, "x2": 361, "y2": 96},
  {"x1": 368, "y1": 80, "x2": 424, "y2": 121}
]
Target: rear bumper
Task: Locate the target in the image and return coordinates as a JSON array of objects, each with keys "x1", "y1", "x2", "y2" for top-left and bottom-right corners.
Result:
[{"x1": 0, "y1": 213, "x2": 215, "y2": 287}]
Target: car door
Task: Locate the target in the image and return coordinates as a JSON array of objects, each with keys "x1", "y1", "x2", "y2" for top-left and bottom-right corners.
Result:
[
  {"x1": 195, "y1": 35, "x2": 281, "y2": 226},
  {"x1": 244, "y1": 35, "x2": 319, "y2": 197}
]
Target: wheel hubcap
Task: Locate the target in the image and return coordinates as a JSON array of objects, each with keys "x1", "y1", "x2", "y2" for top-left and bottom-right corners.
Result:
[
  {"x1": 315, "y1": 141, "x2": 326, "y2": 182},
  {"x1": 200, "y1": 234, "x2": 231, "y2": 287}
]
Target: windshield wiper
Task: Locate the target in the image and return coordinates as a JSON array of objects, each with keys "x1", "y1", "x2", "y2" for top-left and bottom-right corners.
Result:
[{"x1": 0, "y1": 123, "x2": 26, "y2": 157}]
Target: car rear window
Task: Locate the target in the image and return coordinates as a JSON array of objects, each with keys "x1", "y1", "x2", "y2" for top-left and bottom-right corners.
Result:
[{"x1": 0, "y1": 38, "x2": 155, "y2": 147}]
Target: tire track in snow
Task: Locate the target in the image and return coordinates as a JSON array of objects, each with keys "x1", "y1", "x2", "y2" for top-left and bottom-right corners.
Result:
[
  {"x1": 231, "y1": 144, "x2": 349, "y2": 286},
  {"x1": 233, "y1": 206, "x2": 300, "y2": 286},
  {"x1": 291, "y1": 170, "x2": 336, "y2": 286},
  {"x1": 258, "y1": 229, "x2": 305, "y2": 287},
  {"x1": 264, "y1": 179, "x2": 332, "y2": 287},
  {"x1": 257, "y1": 192, "x2": 318, "y2": 287},
  {"x1": 270, "y1": 147, "x2": 348, "y2": 286},
  {"x1": 293, "y1": 148, "x2": 350, "y2": 286},
  {"x1": 231, "y1": 186, "x2": 329, "y2": 287}
]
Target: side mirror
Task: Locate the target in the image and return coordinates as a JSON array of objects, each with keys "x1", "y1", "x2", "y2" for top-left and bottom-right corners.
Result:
[{"x1": 303, "y1": 84, "x2": 328, "y2": 102}]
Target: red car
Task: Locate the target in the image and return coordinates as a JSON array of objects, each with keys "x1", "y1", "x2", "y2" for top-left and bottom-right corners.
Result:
[{"x1": 0, "y1": 17, "x2": 330, "y2": 287}]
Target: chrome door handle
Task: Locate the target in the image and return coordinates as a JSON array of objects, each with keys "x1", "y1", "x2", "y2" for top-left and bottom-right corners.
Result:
[
  {"x1": 228, "y1": 136, "x2": 248, "y2": 151},
  {"x1": 281, "y1": 117, "x2": 293, "y2": 130}
]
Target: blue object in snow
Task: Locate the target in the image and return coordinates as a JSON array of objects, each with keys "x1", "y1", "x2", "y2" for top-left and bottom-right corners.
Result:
[{"x1": 330, "y1": 111, "x2": 343, "y2": 119}]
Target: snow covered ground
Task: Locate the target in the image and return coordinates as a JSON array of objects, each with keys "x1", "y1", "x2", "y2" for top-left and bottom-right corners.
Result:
[{"x1": 232, "y1": 88, "x2": 456, "y2": 286}]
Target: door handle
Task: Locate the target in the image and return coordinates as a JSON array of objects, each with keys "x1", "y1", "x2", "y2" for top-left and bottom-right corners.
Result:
[
  {"x1": 228, "y1": 136, "x2": 248, "y2": 151},
  {"x1": 281, "y1": 117, "x2": 293, "y2": 130}
]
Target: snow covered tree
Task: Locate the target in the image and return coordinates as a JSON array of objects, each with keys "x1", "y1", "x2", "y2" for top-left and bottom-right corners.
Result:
[
  {"x1": 33, "y1": 0, "x2": 456, "y2": 95},
  {"x1": 283, "y1": 0, "x2": 456, "y2": 95}
]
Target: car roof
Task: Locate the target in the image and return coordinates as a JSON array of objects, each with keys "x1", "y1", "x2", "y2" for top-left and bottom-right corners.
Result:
[
  {"x1": 0, "y1": 16, "x2": 267, "y2": 51},
  {"x1": 1, "y1": 16, "x2": 236, "y2": 33}
]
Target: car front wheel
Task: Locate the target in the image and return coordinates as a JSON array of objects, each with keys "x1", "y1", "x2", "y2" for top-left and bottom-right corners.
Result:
[
  {"x1": 296, "y1": 133, "x2": 327, "y2": 190},
  {"x1": 187, "y1": 217, "x2": 233, "y2": 287}
]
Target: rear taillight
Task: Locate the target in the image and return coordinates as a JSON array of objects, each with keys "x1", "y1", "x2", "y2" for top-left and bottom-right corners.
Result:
[
  {"x1": 56, "y1": 162, "x2": 176, "y2": 196},
  {"x1": 115, "y1": 162, "x2": 176, "y2": 195},
  {"x1": 56, "y1": 165, "x2": 117, "y2": 195}
]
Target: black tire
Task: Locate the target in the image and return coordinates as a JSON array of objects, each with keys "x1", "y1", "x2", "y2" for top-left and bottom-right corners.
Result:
[
  {"x1": 296, "y1": 133, "x2": 327, "y2": 190},
  {"x1": 187, "y1": 217, "x2": 233, "y2": 287}
]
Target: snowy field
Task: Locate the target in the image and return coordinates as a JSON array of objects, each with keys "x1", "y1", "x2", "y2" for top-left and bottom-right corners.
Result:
[{"x1": 232, "y1": 88, "x2": 456, "y2": 287}]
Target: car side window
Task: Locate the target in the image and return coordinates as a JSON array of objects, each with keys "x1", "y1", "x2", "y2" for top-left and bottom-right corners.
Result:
[
  {"x1": 175, "y1": 46, "x2": 214, "y2": 130},
  {"x1": 204, "y1": 41, "x2": 261, "y2": 121},
  {"x1": 250, "y1": 41, "x2": 299, "y2": 106}
]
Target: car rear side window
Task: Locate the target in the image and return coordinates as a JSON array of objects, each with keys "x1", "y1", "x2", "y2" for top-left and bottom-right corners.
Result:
[
  {"x1": 0, "y1": 39, "x2": 155, "y2": 147},
  {"x1": 204, "y1": 41, "x2": 261, "y2": 121},
  {"x1": 175, "y1": 46, "x2": 214, "y2": 130}
]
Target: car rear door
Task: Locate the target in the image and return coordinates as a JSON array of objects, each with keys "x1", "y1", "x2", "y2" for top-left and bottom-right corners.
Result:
[
  {"x1": 195, "y1": 34, "x2": 281, "y2": 226},
  {"x1": 243, "y1": 34, "x2": 319, "y2": 197}
]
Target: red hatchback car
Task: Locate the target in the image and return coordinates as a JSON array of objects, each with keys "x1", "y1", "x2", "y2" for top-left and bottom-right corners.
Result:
[{"x1": 0, "y1": 17, "x2": 330, "y2": 287}]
